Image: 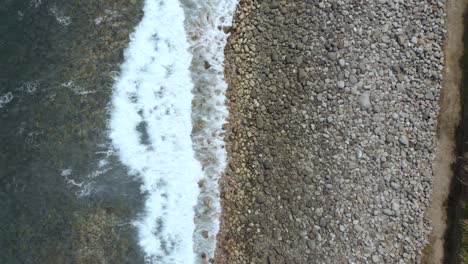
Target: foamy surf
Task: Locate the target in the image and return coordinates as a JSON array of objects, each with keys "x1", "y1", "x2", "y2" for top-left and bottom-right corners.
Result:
[
  {"x1": 109, "y1": 0, "x2": 236, "y2": 263},
  {"x1": 180, "y1": 0, "x2": 237, "y2": 261}
]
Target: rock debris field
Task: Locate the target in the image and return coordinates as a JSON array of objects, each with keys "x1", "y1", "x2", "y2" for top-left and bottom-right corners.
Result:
[{"x1": 215, "y1": 0, "x2": 447, "y2": 263}]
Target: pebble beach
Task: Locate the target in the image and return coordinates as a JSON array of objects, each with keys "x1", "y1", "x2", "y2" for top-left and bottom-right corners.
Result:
[
  {"x1": 215, "y1": 0, "x2": 453, "y2": 263},
  {"x1": 0, "y1": 0, "x2": 465, "y2": 263}
]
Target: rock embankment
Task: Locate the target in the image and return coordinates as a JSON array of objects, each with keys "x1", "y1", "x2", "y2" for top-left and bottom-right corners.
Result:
[{"x1": 216, "y1": 0, "x2": 446, "y2": 263}]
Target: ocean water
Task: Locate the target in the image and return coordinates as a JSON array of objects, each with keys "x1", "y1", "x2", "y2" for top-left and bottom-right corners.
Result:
[
  {"x1": 0, "y1": 0, "x2": 235, "y2": 262},
  {"x1": 0, "y1": 1, "x2": 146, "y2": 263},
  {"x1": 109, "y1": 0, "x2": 236, "y2": 263}
]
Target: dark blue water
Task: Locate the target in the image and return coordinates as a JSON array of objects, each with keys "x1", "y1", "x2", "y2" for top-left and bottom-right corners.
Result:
[{"x1": 0, "y1": 1, "x2": 145, "y2": 262}]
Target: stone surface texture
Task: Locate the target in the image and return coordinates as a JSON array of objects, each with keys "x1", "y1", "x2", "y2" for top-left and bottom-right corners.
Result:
[{"x1": 215, "y1": 0, "x2": 446, "y2": 263}]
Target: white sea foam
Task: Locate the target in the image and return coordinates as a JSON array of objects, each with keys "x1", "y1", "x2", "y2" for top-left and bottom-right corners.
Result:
[
  {"x1": 61, "y1": 169, "x2": 84, "y2": 188},
  {"x1": 0, "y1": 92, "x2": 14, "y2": 109},
  {"x1": 109, "y1": 0, "x2": 203, "y2": 262},
  {"x1": 180, "y1": 0, "x2": 237, "y2": 261},
  {"x1": 17, "y1": 80, "x2": 39, "y2": 94},
  {"x1": 110, "y1": 0, "x2": 237, "y2": 262},
  {"x1": 61, "y1": 80, "x2": 96, "y2": 95},
  {"x1": 29, "y1": 0, "x2": 41, "y2": 8},
  {"x1": 49, "y1": 7, "x2": 71, "y2": 26}
]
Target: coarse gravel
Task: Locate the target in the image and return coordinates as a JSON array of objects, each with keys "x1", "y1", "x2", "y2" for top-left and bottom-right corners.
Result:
[{"x1": 215, "y1": 0, "x2": 447, "y2": 263}]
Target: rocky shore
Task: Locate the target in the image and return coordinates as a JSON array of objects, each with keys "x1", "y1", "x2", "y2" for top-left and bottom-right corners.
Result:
[{"x1": 215, "y1": 0, "x2": 447, "y2": 263}]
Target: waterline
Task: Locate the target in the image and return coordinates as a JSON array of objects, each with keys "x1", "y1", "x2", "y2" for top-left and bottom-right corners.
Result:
[{"x1": 109, "y1": 0, "x2": 236, "y2": 262}]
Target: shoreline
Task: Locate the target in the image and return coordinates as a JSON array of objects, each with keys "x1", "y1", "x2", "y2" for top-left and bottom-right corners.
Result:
[
  {"x1": 215, "y1": 1, "x2": 254, "y2": 262},
  {"x1": 216, "y1": 0, "x2": 447, "y2": 263}
]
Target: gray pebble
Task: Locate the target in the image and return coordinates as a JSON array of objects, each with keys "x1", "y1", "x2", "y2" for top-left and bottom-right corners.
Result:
[
  {"x1": 349, "y1": 75, "x2": 358, "y2": 84},
  {"x1": 359, "y1": 93, "x2": 371, "y2": 109},
  {"x1": 337, "y1": 81, "x2": 345, "y2": 89},
  {"x1": 399, "y1": 135, "x2": 409, "y2": 146}
]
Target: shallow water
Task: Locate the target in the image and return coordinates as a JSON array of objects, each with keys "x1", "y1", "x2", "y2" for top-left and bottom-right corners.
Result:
[
  {"x1": 0, "y1": 0, "x2": 236, "y2": 263},
  {"x1": 0, "y1": 0, "x2": 145, "y2": 263}
]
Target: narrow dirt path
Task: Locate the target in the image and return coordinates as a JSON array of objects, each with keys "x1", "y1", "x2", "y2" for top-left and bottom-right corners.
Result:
[{"x1": 424, "y1": 1, "x2": 466, "y2": 263}]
